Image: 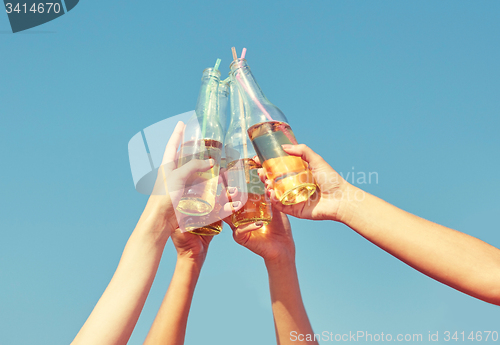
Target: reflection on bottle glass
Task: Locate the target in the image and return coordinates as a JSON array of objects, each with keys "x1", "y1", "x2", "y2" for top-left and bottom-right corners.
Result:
[
  {"x1": 248, "y1": 121, "x2": 316, "y2": 205},
  {"x1": 227, "y1": 158, "x2": 272, "y2": 227},
  {"x1": 177, "y1": 139, "x2": 222, "y2": 216}
]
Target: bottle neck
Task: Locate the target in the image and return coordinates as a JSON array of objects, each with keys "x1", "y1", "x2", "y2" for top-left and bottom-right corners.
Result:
[
  {"x1": 225, "y1": 80, "x2": 256, "y2": 161},
  {"x1": 230, "y1": 59, "x2": 285, "y2": 126},
  {"x1": 230, "y1": 59, "x2": 268, "y2": 105},
  {"x1": 218, "y1": 82, "x2": 229, "y2": 131},
  {"x1": 227, "y1": 81, "x2": 244, "y2": 130},
  {"x1": 195, "y1": 68, "x2": 221, "y2": 122}
]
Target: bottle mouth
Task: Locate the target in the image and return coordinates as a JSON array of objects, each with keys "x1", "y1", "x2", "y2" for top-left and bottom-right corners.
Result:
[
  {"x1": 229, "y1": 58, "x2": 248, "y2": 73},
  {"x1": 202, "y1": 67, "x2": 221, "y2": 80},
  {"x1": 219, "y1": 80, "x2": 230, "y2": 91}
]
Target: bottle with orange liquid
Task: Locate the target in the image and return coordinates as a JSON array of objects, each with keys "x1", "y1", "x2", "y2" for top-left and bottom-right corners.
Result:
[
  {"x1": 229, "y1": 56, "x2": 317, "y2": 205},
  {"x1": 225, "y1": 78, "x2": 272, "y2": 227}
]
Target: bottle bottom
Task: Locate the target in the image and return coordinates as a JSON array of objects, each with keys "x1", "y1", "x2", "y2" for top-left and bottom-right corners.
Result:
[
  {"x1": 231, "y1": 193, "x2": 272, "y2": 228},
  {"x1": 186, "y1": 220, "x2": 222, "y2": 236},
  {"x1": 275, "y1": 170, "x2": 317, "y2": 205},
  {"x1": 177, "y1": 197, "x2": 214, "y2": 216}
]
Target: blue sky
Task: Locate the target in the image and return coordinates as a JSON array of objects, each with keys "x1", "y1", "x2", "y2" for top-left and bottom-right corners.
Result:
[{"x1": 1, "y1": 1, "x2": 499, "y2": 344}]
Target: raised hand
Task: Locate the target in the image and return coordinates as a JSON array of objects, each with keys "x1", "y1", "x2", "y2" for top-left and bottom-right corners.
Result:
[
  {"x1": 170, "y1": 227, "x2": 213, "y2": 263},
  {"x1": 227, "y1": 208, "x2": 295, "y2": 265},
  {"x1": 257, "y1": 144, "x2": 351, "y2": 222}
]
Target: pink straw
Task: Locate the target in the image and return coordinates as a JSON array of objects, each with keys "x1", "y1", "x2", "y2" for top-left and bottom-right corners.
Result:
[
  {"x1": 234, "y1": 48, "x2": 273, "y2": 121},
  {"x1": 235, "y1": 74, "x2": 273, "y2": 121}
]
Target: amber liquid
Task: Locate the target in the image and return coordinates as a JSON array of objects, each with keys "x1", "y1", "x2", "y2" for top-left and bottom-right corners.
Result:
[
  {"x1": 248, "y1": 121, "x2": 316, "y2": 205},
  {"x1": 180, "y1": 213, "x2": 223, "y2": 236},
  {"x1": 181, "y1": 152, "x2": 226, "y2": 236},
  {"x1": 176, "y1": 139, "x2": 222, "y2": 216},
  {"x1": 227, "y1": 158, "x2": 272, "y2": 227}
]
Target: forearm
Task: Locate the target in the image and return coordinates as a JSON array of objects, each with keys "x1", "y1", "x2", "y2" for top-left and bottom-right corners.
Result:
[
  {"x1": 340, "y1": 185, "x2": 500, "y2": 304},
  {"x1": 144, "y1": 257, "x2": 202, "y2": 345},
  {"x1": 266, "y1": 258, "x2": 318, "y2": 345},
  {"x1": 72, "y1": 199, "x2": 172, "y2": 345}
]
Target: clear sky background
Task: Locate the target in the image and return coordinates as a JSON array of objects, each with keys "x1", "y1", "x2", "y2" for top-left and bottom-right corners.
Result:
[{"x1": 1, "y1": 1, "x2": 499, "y2": 344}]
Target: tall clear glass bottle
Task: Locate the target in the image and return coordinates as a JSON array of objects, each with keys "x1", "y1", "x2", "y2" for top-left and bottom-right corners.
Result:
[
  {"x1": 229, "y1": 58, "x2": 317, "y2": 205},
  {"x1": 177, "y1": 68, "x2": 224, "y2": 217},
  {"x1": 225, "y1": 78, "x2": 272, "y2": 227},
  {"x1": 180, "y1": 72, "x2": 227, "y2": 236}
]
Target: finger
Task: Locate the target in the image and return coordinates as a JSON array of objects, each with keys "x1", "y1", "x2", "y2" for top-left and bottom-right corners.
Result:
[
  {"x1": 221, "y1": 201, "x2": 243, "y2": 215},
  {"x1": 235, "y1": 221, "x2": 264, "y2": 234},
  {"x1": 161, "y1": 121, "x2": 185, "y2": 166},
  {"x1": 174, "y1": 159, "x2": 214, "y2": 180},
  {"x1": 252, "y1": 155, "x2": 261, "y2": 165},
  {"x1": 218, "y1": 186, "x2": 238, "y2": 205},
  {"x1": 268, "y1": 189, "x2": 285, "y2": 213},
  {"x1": 281, "y1": 144, "x2": 325, "y2": 168},
  {"x1": 257, "y1": 167, "x2": 267, "y2": 183}
]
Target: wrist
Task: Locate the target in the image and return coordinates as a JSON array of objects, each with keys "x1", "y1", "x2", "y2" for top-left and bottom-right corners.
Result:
[
  {"x1": 141, "y1": 197, "x2": 176, "y2": 240},
  {"x1": 334, "y1": 183, "x2": 370, "y2": 227},
  {"x1": 332, "y1": 182, "x2": 359, "y2": 224},
  {"x1": 264, "y1": 252, "x2": 295, "y2": 271},
  {"x1": 176, "y1": 255, "x2": 205, "y2": 274}
]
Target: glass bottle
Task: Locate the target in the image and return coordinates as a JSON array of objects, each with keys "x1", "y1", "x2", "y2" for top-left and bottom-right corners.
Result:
[
  {"x1": 225, "y1": 78, "x2": 272, "y2": 227},
  {"x1": 229, "y1": 58, "x2": 317, "y2": 205},
  {"x1": 180, "y1": 72, "x2": 227, "y2": 235},
  {"x1": 176, "y1": 68, "x2": 224, "y2": 217}
]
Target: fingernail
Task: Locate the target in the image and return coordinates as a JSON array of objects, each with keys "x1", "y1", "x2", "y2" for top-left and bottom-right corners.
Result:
[
  {"x1": 281, "y1": 144, "x2": 292, "y2": 149},
  {"x1": 208, "y1": 159, "x2": 215, "y2": 166},
  {"x1": 228, "y1": 187, "x2": 236, "y2": 194},
  {"x1": 232, "y1": 201, "x2": 241, "y2": 207},
  {"x1": 255, "y1": 221, "x2": 263, "y2": 227}
]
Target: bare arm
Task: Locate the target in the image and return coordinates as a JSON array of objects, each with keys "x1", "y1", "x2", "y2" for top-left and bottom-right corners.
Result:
[
  {"x1": 71, "y1": 198, "x2": 173, "y2": 345},
  {"x1": 143, "y1": 220, "x2": 215, "y2": 345},
  {"x1": 71, "y1": 121, "x2": 214, "y2": 344},
  {"x1": 143, "y1": 256, "x2": 203, "y2": 345},
  {"x1": 143, "y1": 176, "x2": 243, "y2": 344},
  {"x1": 266, "y1": 257, "x2": 317, "y2": 345},
  {"x1": 340, "y1": 185, "x2": 500, "y2": 305},
  {"x1": 229, "y1": 211, "x2": 318, "y2": 344},
  {"x1": 263, "y1": 144, "x2": 500, "y2": 305}
]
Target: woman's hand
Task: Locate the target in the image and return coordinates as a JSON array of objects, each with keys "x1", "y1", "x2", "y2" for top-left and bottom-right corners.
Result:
[
  {"x1": 146, "y1": 121, "x2": 217, "y2": 236},
  {"x1": 226, "y1": 208, "x2": 295, "y2": 265},
  {"x1": 258, "y1": 144, "x2": 352, "y2": 222},
  {"x1": 170, "y1": 227, "x2": 213, "y2": 264}
]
